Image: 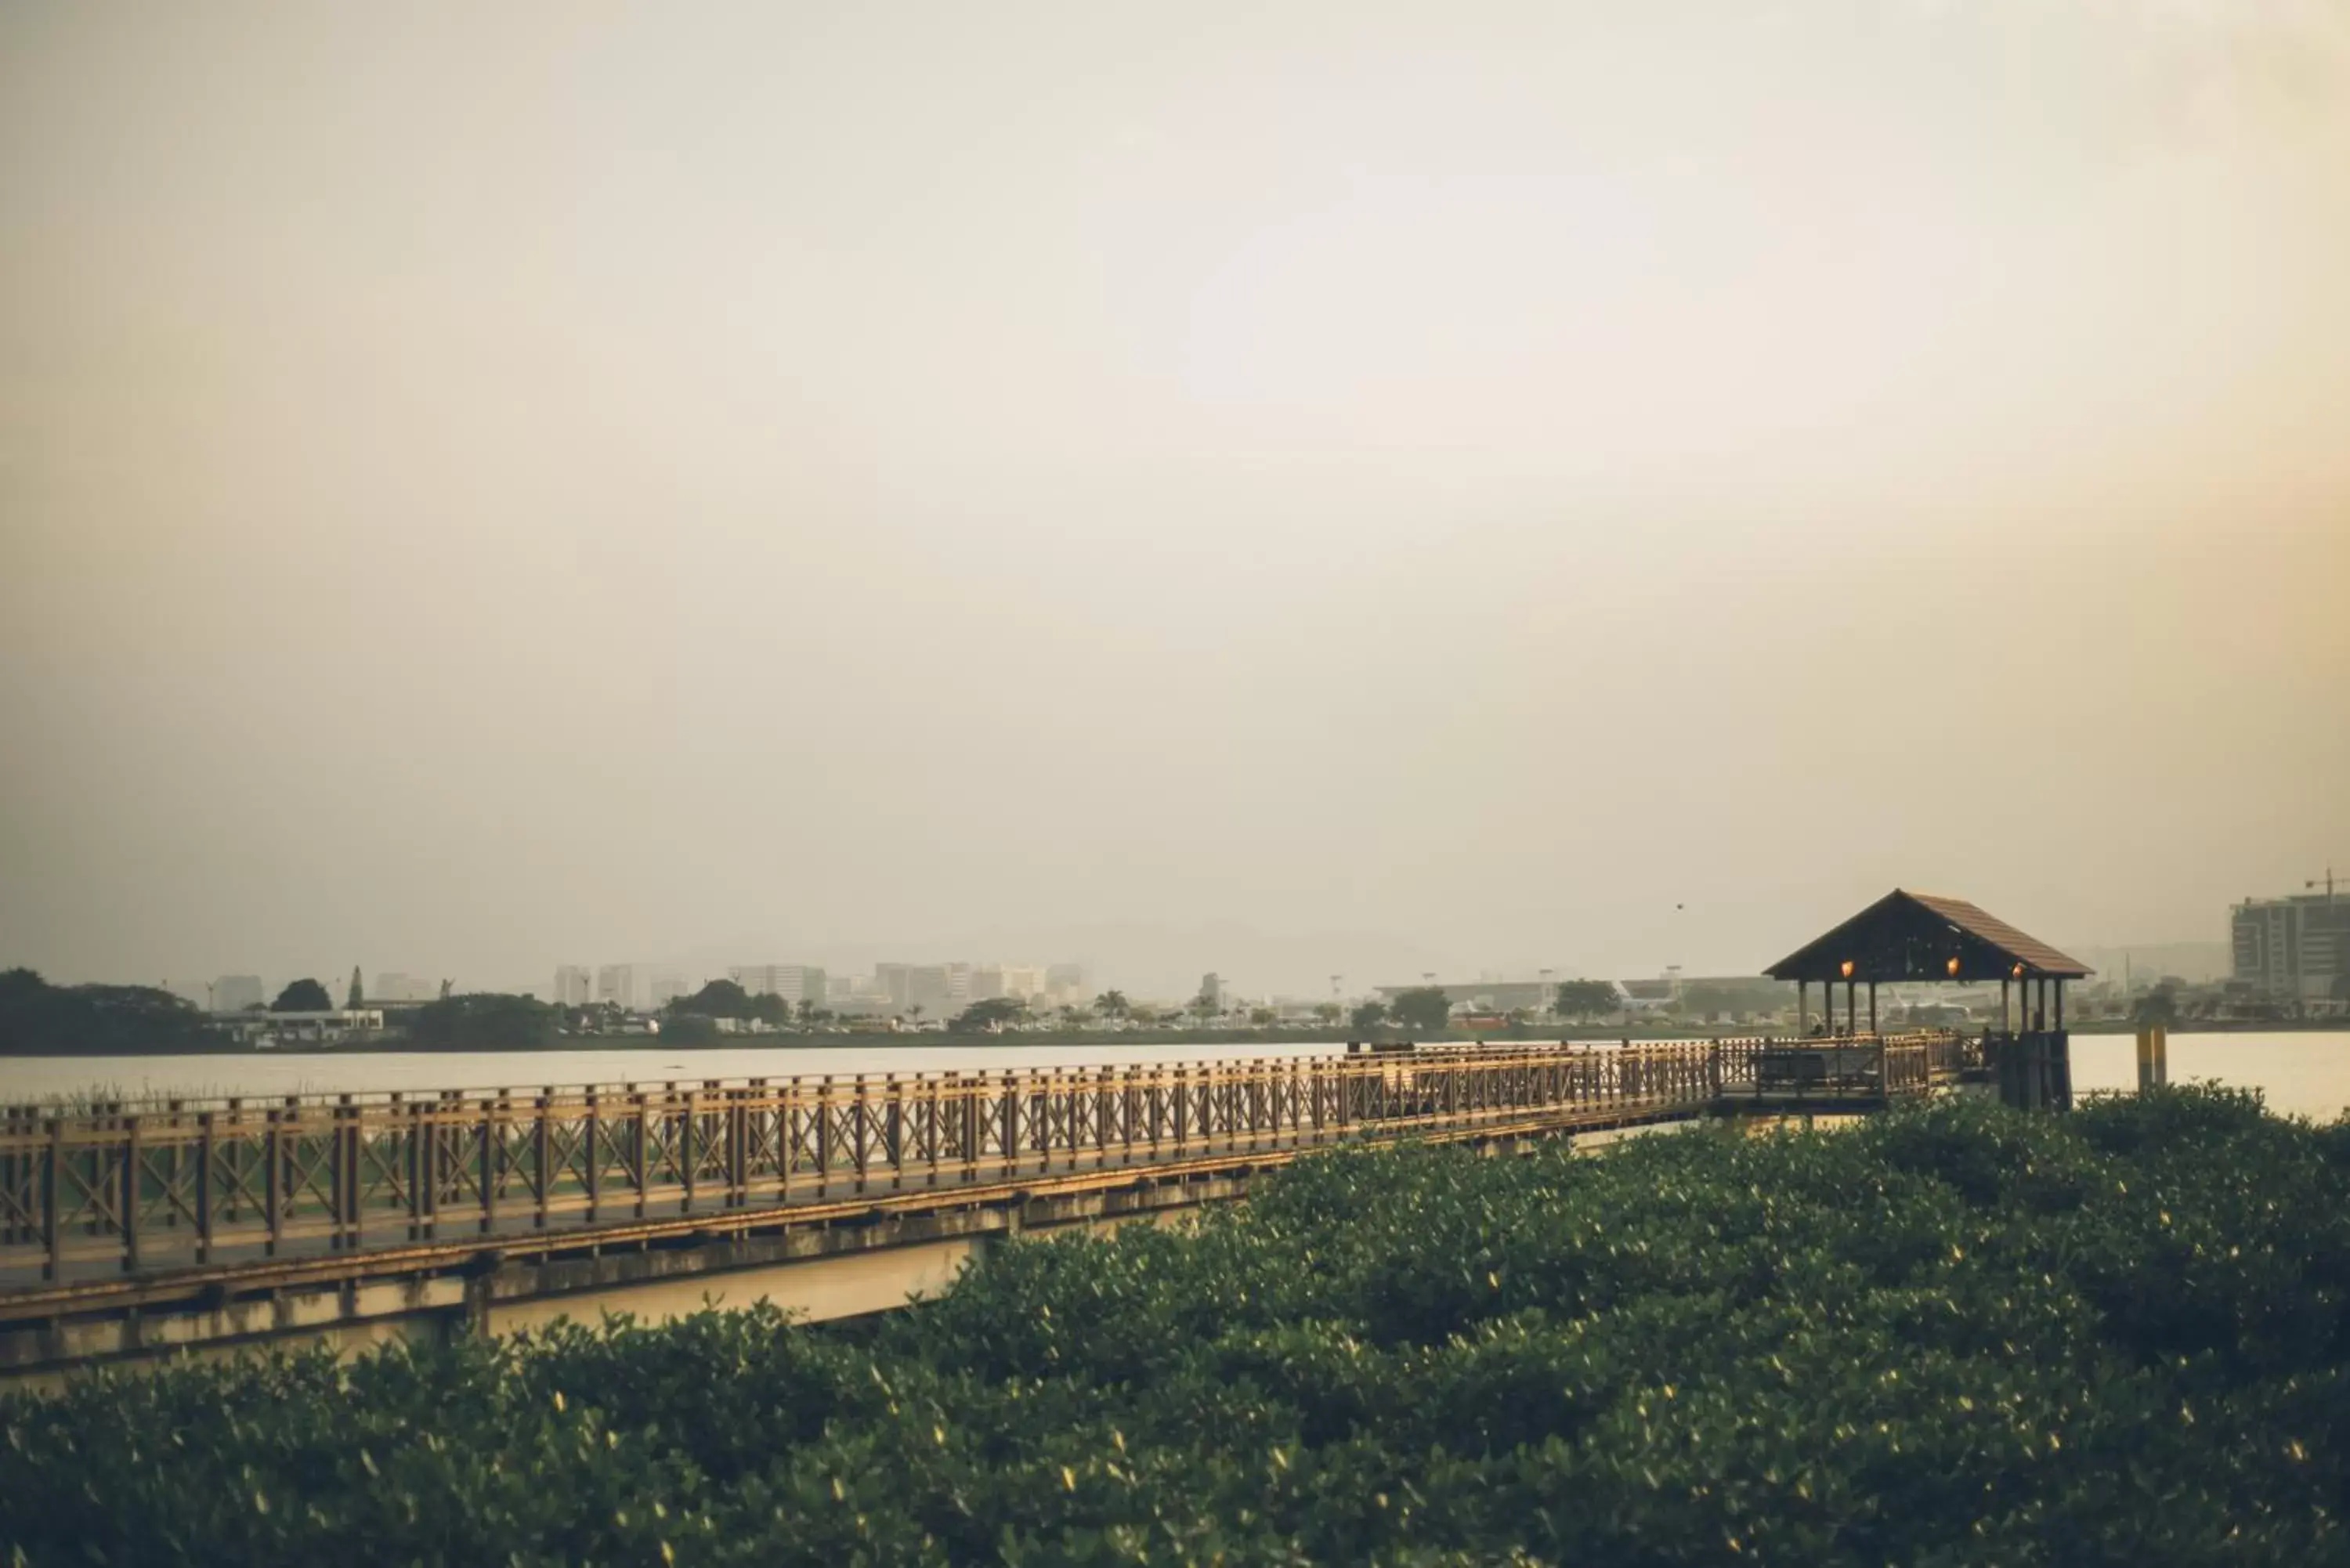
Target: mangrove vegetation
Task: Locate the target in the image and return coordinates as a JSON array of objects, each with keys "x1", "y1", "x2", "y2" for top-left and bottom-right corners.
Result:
[{"x1": 4, "y1": 1087, "x2": 2347, "y2": 1564}]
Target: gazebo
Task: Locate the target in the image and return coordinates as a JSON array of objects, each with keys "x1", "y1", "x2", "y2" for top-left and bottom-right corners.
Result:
[{"x1": 1764, "y1": 889, "x2": 2092, "y2": 1108}]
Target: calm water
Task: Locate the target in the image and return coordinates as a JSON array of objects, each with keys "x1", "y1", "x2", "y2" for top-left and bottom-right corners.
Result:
[
  {"x1": 4, "y1": 1033, "x2": 2347, "y2": 1118},
  {"x1": 0, "y1": 1039, "x2": 1351, "y2": 1106},
  {"x1": 2067, "y1": 1031, "x2": 2350, "y2": 1121}
]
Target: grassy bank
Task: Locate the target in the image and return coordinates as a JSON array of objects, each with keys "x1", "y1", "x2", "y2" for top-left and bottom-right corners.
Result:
[{"x1": 7, "y1": 1088, "x2": 2348, "y2": 1564}]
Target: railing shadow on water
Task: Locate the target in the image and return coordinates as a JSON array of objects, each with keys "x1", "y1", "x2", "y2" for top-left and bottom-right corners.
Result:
[{"x1": 0, "y1": 1033, "x2": 1971, "y2": 1288}]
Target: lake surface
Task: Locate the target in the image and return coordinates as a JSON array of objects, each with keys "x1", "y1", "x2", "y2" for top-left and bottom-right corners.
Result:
[
  {"x1": 2067, "y1": 1031, "x2": 2350, "y2": 1121},
  {"x1": 0, "y1": 1039, "x2": 1352, "y2": 1106},
  {"x1": 3, "y1": 1032, "x2": 2347, "y2": 1118}
]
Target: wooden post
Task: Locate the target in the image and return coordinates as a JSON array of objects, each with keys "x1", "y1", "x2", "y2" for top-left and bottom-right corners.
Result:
[
  {"x1": 631, "y1": 1088, "x2": 649, "y2": 1220},
  {"x1": 852, "y1": 1078, "x2": 871, "y2": 1193},
  {"x1": 327, "y1": 1100, "x2": 349, "y2": 1251},
  {"x1": 1867, "y1": 981, "x2": 1877, "y2": 1036},
  {"x1": 583, "y1": 1091, "x2": 601, "y2": 1223},
  {"x1": 43, "y1": 1118, "x2": 63, "y2": 1282},
  {"x1": 264, "y1": 1106, "x2": 287, "y2": 1257},
  {"x1": 195, "y1": 1110, "x2": 215, "y2": 1264},
  {"x1": 345, "y1": 1097, "x2": 366, "y2": 1252},
  {"x1": 407, "y1": 1100, "x2": 428, "y2": 1241},
  {"x1": 731, "y1": 1087, "x2": 751, "y2": 1205},
  {"x1": 475, "y1": 1094, "x2": 500, "y2": 1236},
  {"x1": 118, "y1": 1114, "x2": 140, "y2": 1274},
  {"x1": 533, "y1": 1092, "x2": 554, "y2": 1229}
]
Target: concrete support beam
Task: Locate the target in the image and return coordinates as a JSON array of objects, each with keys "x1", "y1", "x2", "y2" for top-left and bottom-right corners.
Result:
[{"x1": 0, "y1": 1173, "x2": 1246, "y2": 1387}]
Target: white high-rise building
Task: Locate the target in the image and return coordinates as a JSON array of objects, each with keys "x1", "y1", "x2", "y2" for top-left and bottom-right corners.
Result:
[
  {"x1": 552, "y1": 966, "x2": 593, "y2": 1007},
  {"x1": 2232, "y1": 887, "x2": 2350, "y2": 1003},
  {"x1": 596, "y1": 964, "x2": 638, "y2": 1010},
  {"x1": 650, "y1": 974, "x2": 692, "y2": 1009},
  {"x1": 372, "y1": 973, "x2": 438, "y2": 1003},
  {"x1": 972, "y1": 965, "x2": 1050, "y2": 1002},
  {"x1": 213, "y1": 975, "x2": 265, "y2": 1013},
  {"x1": 727, "y1": 965, "x2": 827, "y2": 1005}
]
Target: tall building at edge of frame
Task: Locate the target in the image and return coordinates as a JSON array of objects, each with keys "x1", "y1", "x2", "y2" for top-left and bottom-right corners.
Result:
[{"x1": 2232, "y1": 880, "x2": 2350, "y2": 1003}]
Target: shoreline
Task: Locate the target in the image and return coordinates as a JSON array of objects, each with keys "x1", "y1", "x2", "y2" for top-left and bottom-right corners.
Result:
[{"x1": 8, "y1": 1016, "x2": 2345, "y2": 1059}]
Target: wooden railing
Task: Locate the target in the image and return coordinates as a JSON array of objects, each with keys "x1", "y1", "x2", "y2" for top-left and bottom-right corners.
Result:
[
  {"x1": 0, "y1": 1035, "x2": 1972, "y2": 1286},
  {"x1": 1714, "y1": 1030, "x2": 1978, "y2": 1100}
]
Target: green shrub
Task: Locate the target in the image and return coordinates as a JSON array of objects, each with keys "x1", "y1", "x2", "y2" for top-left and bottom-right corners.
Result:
[{"x1": 5, "y1": 1086, "x2": 2348, "y2": 1565}]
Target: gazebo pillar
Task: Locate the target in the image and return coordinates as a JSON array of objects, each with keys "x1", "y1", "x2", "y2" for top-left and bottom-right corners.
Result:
[{"x1": 1867, "y1": 981, "x2": 1878, "y2": 1036}]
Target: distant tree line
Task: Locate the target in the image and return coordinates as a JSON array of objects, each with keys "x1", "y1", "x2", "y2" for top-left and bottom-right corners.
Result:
[
  {"x1": 635, "y1": 980, "x2": 855, "y2": 1042},
  {"x1": 949, "y1": 996, "x2": 1029, "y2": 1034},
  {"x1": 402, "y1": 992, "x2": 561, "y2": 1050},
  {"x1": 0, "y1": 968, "x2": 223, "y2": 1056},
  {"x1": 272, "y1": 977, "x2": 334, "y2": 1013},
  {"x1": 1384, "y1": 987, "x2": 1452, "y2": 1033},
  {"x1": 666, "y1": 980, "x2": 783, "y2": 1024},
  {"x1": 1553, "y1": 979, "x2": 1622, "y2": 1018}
]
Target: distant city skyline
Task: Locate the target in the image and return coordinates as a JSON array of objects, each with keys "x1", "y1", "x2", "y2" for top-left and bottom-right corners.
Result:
[
  {"x1": 118, "y1": 914, "x2": 2265, "y2": 1014},
  {"x1": 78, "y1": 891, "x2": 2307, "y2": 1010}
]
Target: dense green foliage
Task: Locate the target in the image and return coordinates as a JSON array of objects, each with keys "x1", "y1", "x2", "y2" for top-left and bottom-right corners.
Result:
[
  {"x1": 659, "y1": 1011, "x2": 722, "y2": 1046},
  {"x1": 7, "y1": 1089, "x2": 2349, "y2": 1564},
  {"x1": 269, "y1": 977, "x2": 334, "y2": 1012},
  {"x1": 0, "y1": 967, "x2": 222, "y2": 1055},
  {"x1": 1554, "y1": 978, "x2": 1622, "y2": 1018},
  {"x1": 402, "y1": 992, "x2": 560, "y2": 1050},
  {"x1": 668, "y1": 979, "x2": 793, "y2": 1026},
  {"x1": 1386, "y1": 986, "x2": 1453, "y2": 1033},
  {"x1": 953, "y1": 997, "x2": 1032, "y2": 1034}
]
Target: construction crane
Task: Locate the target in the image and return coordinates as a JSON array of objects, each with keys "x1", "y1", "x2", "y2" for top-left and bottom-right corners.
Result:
[{"x1": 2308, "y1": 865, "x2": 2338, "y2": 901}]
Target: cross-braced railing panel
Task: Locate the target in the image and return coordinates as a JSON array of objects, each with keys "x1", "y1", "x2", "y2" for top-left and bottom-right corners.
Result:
[{"x1": 1, "y1": 1035, "x2": 1971, "y2": 1283}]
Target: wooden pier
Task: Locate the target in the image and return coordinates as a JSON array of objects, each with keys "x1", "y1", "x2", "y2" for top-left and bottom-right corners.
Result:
[
  {"x1": 0, "y1": 1034, "x2": 1978, "y2": 1378},
  {"x1": 1, "y1": 887, "x2": 2095, "y2": 1380}
]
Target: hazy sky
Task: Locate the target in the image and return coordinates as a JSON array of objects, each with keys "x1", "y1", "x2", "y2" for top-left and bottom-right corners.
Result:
[{"x1": 3, "y1": 2, "x2": 2346, "y2": 999}]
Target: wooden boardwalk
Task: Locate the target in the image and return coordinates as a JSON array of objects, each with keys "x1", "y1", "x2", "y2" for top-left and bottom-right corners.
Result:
[{"x1": 1, "y1": 1034, "x2": 1978, "y2": 1311}]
